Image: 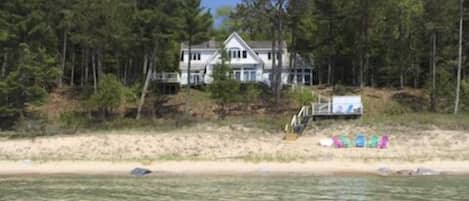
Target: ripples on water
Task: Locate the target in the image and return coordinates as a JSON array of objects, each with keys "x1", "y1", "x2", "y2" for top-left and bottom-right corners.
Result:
[{"x1": 0, "y1": 175, "x2": 468, "y2": 201}]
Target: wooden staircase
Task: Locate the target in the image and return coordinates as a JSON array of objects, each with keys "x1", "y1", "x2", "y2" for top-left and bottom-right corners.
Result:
[
  {"x1": 284, "y1": 104, "x2": 314, "y2": 141},
  {"x1": 284, "y1": 94, "x2": 363, "y2": 141}
]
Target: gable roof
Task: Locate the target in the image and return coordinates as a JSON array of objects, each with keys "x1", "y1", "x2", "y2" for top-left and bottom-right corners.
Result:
[
  {"x1": 224, "y1": 32, "x2": 264, "y2": 63},
  {"x1": 205, "y1": 32, "x2": 264, "y2": 65}
]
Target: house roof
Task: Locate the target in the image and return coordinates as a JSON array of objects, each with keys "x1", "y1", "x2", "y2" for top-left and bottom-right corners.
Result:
[
  {"x1": 181, "y1": 40, "x2": 221, "y2": 49},
  {"x1": 181, "y1": 38, "x2": 287, "y2": 50},
  {"x1": 246, "y1": 41, "x2": 287, "y2": 49}
]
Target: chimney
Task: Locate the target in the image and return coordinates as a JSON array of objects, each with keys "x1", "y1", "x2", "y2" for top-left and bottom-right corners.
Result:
[{"x1": 208, "y1": 39, "x2": 216, "y2": 48}]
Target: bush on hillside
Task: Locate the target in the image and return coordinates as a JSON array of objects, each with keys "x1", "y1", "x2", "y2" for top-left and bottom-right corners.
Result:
[
  {"x1": 287, "y1": 87, "x2": 316, "y2": 107},
  {"x1": 208, "y1": 63, "x2": 240, "y2": 119},
  {"x1": 241, "y1": 84, "x2": 262, "y2": 111},
  {"x1": 85, "y1": 74, "x2": 129, "y2": 119},
  {"x1": 59, "y1": 112, "x2": 89, "y2": 133},
  {"x1": 424, "y1": 68, "x2": 455, "y2": 112}
]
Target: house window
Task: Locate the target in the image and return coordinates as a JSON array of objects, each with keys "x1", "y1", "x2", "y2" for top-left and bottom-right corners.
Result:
[
  {"x1": 267, "y1": 52, "x2": 281, "y2": 60},
  {"x1": 180, "y1": 51, "x2": 184, "y2": 61},
  {"x1": 229, "y1": 48, "x2": 241, "y2": 59},
  {"x1": 250, "y1": 71, "x2": 256, "y2": 81},
  {"x1": 243, "y1": 71, "x2": 249, "y2": 81},
  {"x1": 191, "y1": 52, "x2": 201, "y2": 61},
  {"x1": 234, "y1": 69, "x2": 241, "y2": 81},
  {"x1": 242, "y1": 50, "x2": 247, "y2": 58},
  {"x1": 243, "y1": 68, "x2": 257, "y2": 82},
  {"x1": 191, "y1": 71, "x2": 201, "y2": 84}
]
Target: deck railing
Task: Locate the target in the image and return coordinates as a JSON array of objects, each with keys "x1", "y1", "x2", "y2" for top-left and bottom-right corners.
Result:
[
  {"x1": 152, "y1": 72, "x2": 180, "y2": 83},
  {"x1": 286, "y1": 93, "x2": 364, "y2": 134}
]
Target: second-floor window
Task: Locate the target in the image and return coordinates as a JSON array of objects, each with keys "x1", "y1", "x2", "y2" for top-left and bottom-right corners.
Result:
[
  {"x1": 190, "y1": 52, "x2": 201, "y2": 61},
  {"x1": 229, "y1": 48, "x2": 241, "y2": 59},
  {"x1": 267, "y1": 51, "x2": 281, "y2": 60}
]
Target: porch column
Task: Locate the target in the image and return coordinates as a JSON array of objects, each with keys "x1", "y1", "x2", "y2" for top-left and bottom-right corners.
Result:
[
  {"x1": 240, "y1": 67, "x2": 244, "y2": 82},
  {"x1": 302, "y1": 68, "x2": 306, "y2": 85},
  {"x1": 311, "y1": 69, "x2": 314, "y2": 86}
]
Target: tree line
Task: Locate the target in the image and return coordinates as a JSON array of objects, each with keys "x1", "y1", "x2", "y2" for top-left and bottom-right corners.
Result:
[
  {"x1": 0, "y1": 0, "x2": 468, "y2": 129},
  {"x1": 0, "y1": 0, "x2": 212, "y2": 126},
  {"x1": 222, "y1": 0, "x2": 468, "y2": 112}
]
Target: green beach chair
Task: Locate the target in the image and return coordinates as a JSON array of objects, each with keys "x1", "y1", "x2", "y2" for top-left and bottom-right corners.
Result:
[
  {"x1": 368, "y1": 135, "x2": 379, "y2": 148},
  {"x1": 339, "y1": 135, "x2": 352, "y2": 148}
]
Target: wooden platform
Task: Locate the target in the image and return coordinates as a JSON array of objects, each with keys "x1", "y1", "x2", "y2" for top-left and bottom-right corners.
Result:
[{"x1": 285, "y1": 95, "x2": 363, "y2": 137}]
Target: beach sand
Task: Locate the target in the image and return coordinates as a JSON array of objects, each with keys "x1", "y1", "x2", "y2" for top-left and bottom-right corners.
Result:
[{"x1": 0, "y1": 124, "x2": 468, "y2": 175}]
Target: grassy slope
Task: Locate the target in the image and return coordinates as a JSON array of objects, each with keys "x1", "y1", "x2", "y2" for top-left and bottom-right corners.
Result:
[{"x1": 2, "y1": 86, "x2": 467, "y2": 139}]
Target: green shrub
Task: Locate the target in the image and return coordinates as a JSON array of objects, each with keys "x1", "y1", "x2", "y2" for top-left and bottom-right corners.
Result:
[
  {"x1": 59, "y1": 112, "x2": 89, "y2": 133},
  {"x1": 208, "y1": 54, "x2": 240, "y2": 119},
  {"x1": 241, "y1": 84, "x2": 262, "y2": 112},
  {"x1": 288, "y1": 87, "x2": 316, "y2": 107},
  {"x1": 85, "y1": 74, "x2": 129, "y2": 118},
  {"x1": 12, "y1": 119, "x2": 47, "y2": 136}
]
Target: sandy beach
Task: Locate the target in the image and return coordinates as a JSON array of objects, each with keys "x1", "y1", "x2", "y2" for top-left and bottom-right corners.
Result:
[{"x1": 1, "y1": 124, "x2": 469, "y2": 175}]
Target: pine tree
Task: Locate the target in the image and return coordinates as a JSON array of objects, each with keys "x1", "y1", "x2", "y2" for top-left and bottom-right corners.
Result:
[
  {"x1": 181, "y1": 0, "x2": 213, "y2": 88},
  {"x1": 208, "y1": 46, "x2": 240, "y2": 119},
  {"x1": 0, "y1": 44, "x2": 60, "y2": 120}
]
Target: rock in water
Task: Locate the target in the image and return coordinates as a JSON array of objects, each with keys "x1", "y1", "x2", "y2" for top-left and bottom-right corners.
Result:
[
  {"x1": 415, "y1": 168, "x2": 440, "y2": 176},
  {"x1": 377, "y1": 167, "x2": 393, "y2": 176},
  {"x1": 130, "y1": 168, "x2": 152, "y2": 176},
  {"x1": 396, "y1": 169, "x2": 415, "y2": 176}
]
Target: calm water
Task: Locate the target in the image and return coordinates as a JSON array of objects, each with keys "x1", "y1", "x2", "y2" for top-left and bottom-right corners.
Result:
[{"x1": 0, "y1": 175, "x2": 468, "y2": 201}]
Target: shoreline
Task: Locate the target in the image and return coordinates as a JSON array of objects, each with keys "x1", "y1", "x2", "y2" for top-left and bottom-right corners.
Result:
[{"x1": 1, "y1": 160, "x2": 469, "y2": 176}]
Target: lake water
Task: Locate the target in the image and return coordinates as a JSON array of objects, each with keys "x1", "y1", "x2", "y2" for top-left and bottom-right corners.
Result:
[{"x1": 0, "y1": 174, "x2": 468, "y2": 201}]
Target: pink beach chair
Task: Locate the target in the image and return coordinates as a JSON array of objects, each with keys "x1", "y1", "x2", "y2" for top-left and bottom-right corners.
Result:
[
  {"x1": 332, "y1": 136, "x2": 344, "y2": 148},
  {"x1": 378, "y1": 135, "x2": 389, "y2": 149}
]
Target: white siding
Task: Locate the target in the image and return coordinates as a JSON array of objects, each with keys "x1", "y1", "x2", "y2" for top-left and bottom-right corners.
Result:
[
  {"x1": 222, "y1": 37, "x2": 259, "y2": 65},
  {"x1": 179, "y1": 49, "x2": 216, "y2": 71},
  {"x1": 254, "y1": 49, "x2": 289, "y2": 69},
  {"x1": 177, "y1": 32, "x2": 304, "y2": 86}
]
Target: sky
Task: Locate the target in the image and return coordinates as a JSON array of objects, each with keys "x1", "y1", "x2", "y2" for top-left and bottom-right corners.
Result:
[
  {"x1": 201, "y1": 0, "x2": 240, "y2": 14},
  {"x1": 201, "y1": 0, "x2": 240, "y2": 27}
]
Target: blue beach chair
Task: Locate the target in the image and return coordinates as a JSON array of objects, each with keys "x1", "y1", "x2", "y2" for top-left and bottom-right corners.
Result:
[{"x1": 355, "y1": 134, "x2": 366, "y2": 148}]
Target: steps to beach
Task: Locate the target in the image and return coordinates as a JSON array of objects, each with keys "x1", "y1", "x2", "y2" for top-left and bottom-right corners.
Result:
[{"x1": 284, "y1": 93, "x2": 363, "y2": 141}]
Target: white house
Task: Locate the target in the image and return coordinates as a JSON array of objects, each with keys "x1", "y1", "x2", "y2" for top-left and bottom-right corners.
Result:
[{"x1": 178, "y1": 32, "x2": 313, "y2": 86}]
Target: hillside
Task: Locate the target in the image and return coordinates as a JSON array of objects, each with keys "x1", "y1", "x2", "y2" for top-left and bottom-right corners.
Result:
[{"x1": 27, "y1": 86, "x2": 467, "y2": 136}]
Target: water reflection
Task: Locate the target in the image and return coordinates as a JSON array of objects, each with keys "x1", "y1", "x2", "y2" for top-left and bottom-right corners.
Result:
[{"x1": 0, "y1": 175, "x2": 468, "y2": 201}]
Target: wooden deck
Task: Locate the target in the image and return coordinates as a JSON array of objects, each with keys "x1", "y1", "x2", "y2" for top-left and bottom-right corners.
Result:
[
  {"x1": 285, "y1": 95, "x2": 363, "y2": 135},
  {"x1": 152, "y1": 72, "x2": 180, "y2": 83}
]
